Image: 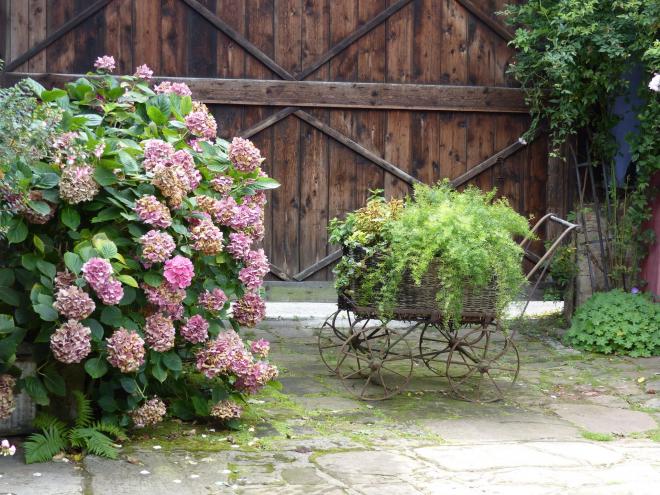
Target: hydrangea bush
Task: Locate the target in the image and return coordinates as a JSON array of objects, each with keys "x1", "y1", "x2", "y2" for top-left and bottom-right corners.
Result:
[{"x1": 0, "y1": 56, "x2": 280, "y2": 430}]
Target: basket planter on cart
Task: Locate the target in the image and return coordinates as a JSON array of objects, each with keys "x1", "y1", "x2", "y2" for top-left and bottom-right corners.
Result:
[{"x1": 319, "y1": 213, "x2": 579, "y2": 402}]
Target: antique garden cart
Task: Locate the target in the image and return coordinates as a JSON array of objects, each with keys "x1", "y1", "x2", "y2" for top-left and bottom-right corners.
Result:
[{"x1": 318, "y1": 214, "x2": 579, "y2": 402}]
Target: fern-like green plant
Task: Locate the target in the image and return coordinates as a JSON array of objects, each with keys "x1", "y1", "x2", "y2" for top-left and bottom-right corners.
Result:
[{"x1": 23, "y1": 393, "x2": 127, "y2": 463}]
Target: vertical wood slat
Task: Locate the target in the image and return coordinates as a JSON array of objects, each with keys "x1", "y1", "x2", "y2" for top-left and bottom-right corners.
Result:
[
  {"x1": 0, "y1": 0, "x2": 7, "y2": 62},
  {"x1": 214, "y1": 0, "x2": 245, "y2": 136},
  {"x1": 384, "y1": 0, "x2": 413, "y2": 198},
  {"x1": 328, "y1": 0, "x2": 359, "y2": 223},
  {"x1": 46, "y1": 0, "x2": 75, "y2": 73},
  {"x1": 300, "y1": 0, "x2": 330, "y2": 280},
  {"x1": 9, "y1": 0, "x2": 28, "y2": 71},
  {"x1": 244, "y1": 0, "x2": 275, "y2": 273},
  {"x1": 28, "y1": 0, "x2": 46, "y2": 71},
  {"x1": 187, "y1": 0, "x2": 216, "y2": 77},
  {"x1": 104, "y1": 0, "x2": 133, "y2": 74},
  {"x1": 355, "y1": 0, "x2": 386, "y2": 205},
  {"x1": 161, "y1": 0, "x2": 186, "y2": 76},
  {"x1": 133, "y1": 0, "x2": 160, "y2": 73},
  {"x1": 73, "y1": 0, "x2": 103, "y2": 73},
  {"x1": 271, "y1": 0, "x2": 302, "y2": 275}
]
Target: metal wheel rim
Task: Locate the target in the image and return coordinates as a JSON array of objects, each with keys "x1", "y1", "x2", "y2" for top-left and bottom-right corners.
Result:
[
  {"x1": 419, "y1": 322, "x2": 487, "y2": 377},
  {"x1": 337, "y1": 326, "x2": 413, "y2": 401},
  {"x1": 446, "y1": 327, "x2": 520, "y2": 403}
]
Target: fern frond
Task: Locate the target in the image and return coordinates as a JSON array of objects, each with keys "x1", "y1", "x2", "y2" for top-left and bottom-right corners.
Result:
[
  {"x1": 92, "y1": 421, "x2": 128, "y2": 442},
  {"x1": 24, "y1": 425, "x2": 67, "y2": 464},
  {"x1": 32, "y1": 412, "x2": 67, "y2": 432},
  {"x1": 69, "y1": 427, "x2": 118, "y2": 459},
  {"x1": 72, "y1": 390, "x2": 93, "y2": 428}
]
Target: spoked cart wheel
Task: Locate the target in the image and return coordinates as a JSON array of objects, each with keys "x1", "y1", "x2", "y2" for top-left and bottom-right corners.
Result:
[
  {"x1": 446, "y1": 323, "x2": 520, "y2": 403},
  {"x1": 418, "y1": 321, "x2": 486, "y2": 377},
  {"x1": 336, "y1": 322, "x2": 414, "y2": 401},
  {"x1": 318, "y1": 310, "x2": 354, "y2": 373}
]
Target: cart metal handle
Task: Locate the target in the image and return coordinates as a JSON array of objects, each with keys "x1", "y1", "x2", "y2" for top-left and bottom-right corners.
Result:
[{"x1": 520, "y1": 213, "x2": 580, "y2": 282}]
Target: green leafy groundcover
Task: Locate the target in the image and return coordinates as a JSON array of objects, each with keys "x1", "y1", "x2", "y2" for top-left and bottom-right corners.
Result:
[
  {"x1": 329, "y1": 182, "x2": 533, "y2": 324},
  {"x1": 564, "y1": 290, "x2": 660, "y2": 357},
  {"x1": 0, "y1": 56, "x2": 281, "y2": 461}
]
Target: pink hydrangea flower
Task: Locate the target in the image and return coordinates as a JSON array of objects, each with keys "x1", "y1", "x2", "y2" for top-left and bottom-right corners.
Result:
[
  {"x1": 53, "y1": 286, "x2": 96, "y2": 320},
  {"x1": 142, "y1": 139, "x2": 175, "y2": 172},
  {"x1": 139, "y1": 230, "x2": 176, "y2": 264},
  {"x1": 238, "y1": 249, "x2": 269, "y2": 290},
  {"x1": 50, "y1": 320, "x2": 92, "y2": 364},
  {"x1": 226, "y1": 232, "x2": 252, "y2": 261},
  {"x1": 232, "y1": 292, "x2": 266, "y2": 328},
  {"x1": 82, "y1": 257, "x2": 113, "y2": 287},
  {"x1": 190, "y1": 218, "x2": 223, "y2": 255},
  {"x1": 229, "y1": 204, "x2": 261, "y2": 230},
  {"x1": 185, "y1": 109, "x2": 217, "y2": 139},
  {"x1": 131, "y1": 397, "x2": 167, "y2": 428},
  {"x1": 164, "y1": 255, "x2": 194, "y2": 289},
  {"x1": 213, "y1": 196, "x2": 238, "y2": 225},
  {"x1": 198, "y1": 288, "x2": 228, "y2": 312},
  {"x1": 210, "y1": 400, "x2": 242, "y2": 421},
  {"x1": 235, "y1": 361, "x2": 278, "y2": 394},
  {"x1": 154, "y1": 81, "x2": 192, "y2": 96},
  {"x1": 1, "y1": 439, "x2": 16, "y2": 456},
  {"x1": 180, "y1": 314, "x2": 209, "y2": 344},
  {"x1": 171, "y1": 149, "x2": 201, "y2": 189},
  {"x1": 250, "y1": 339, "x2": 270, "y2": 358},
  {"x1": 142, "y1": 282, "x2": 186, "y2": 320},
  {"x1": 96, "y1": 278, "x2": 124, "y2": 305},
  {"x1": 94, "y1": 55, "x2": 116, "y2": 72},
  {"x1": 135, "y1": 195, "x2": 172, "y2": 228},
  {"x1": 59, "y1": 164, "x2": 100, "y2": 204},
  {"x1": 228, "y1": 137, "x2": 264, "y2": 173},
  {"x1": 144, "y1": 314, "x2": 175, "y2": 352},
  {"x1": 134, "y1": 64, "x2": 153, "y2": 80},
  {"x1": 195, "y1": 330, "x2": 252, "y2": 379},
  {"x1": 189, "y1": 138, "x2": 210, "y2": 153},
  {"x1": 210, "y1": 175, "x2": 233, "y2": 196},
  {"x1": 106, "y1": 328, "x2": 146, "y2": 373}
]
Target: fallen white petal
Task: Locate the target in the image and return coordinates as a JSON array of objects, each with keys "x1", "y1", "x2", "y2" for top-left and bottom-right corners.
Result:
[
  {"x1": 140, "y1": 470, "x2": 150, "y2": 475},
  {"x1": 221, "y1": 469, "x2": 232, "y2": 474},
  {"x1": 190, "y1": 474, "x2": 200, "y2": 479},
  {"x1": 152, "y1": 445, "x2": 162, "y2": 450},
  {"x1": 172, "y1": 479, "x2": 182, "y2": 484},
  {"x1": 33, "y1": 473, "x2": 42, "y2": 477}
]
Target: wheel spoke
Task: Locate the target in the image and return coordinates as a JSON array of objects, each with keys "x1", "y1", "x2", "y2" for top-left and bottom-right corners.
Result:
[
  {"x1": 359, "y1": 374, "x2": 373, "y2": 397},
  {"x1": 485, "y1": 370, "x2": 504, "y2": 397},
  {"x1": 381, "y1": 365, "x2": 409, "y2": 379},
  {"x1": 342, "y1": 368, "x2": 365, "y2": 379}
]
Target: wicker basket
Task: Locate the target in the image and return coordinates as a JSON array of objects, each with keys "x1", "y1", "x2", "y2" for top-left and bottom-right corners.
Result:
[{"x1": 339, "y1": 252, "x2": 498, "y2": 321}]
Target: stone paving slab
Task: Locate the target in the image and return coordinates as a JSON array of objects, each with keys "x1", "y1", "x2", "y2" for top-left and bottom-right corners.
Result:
[{"x1": 4, "y1": 314, "x2": 660, "y2": 494}]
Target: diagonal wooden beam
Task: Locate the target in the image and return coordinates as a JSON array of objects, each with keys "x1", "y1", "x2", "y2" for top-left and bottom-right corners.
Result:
[
  {"x1": 454, "y1": 0, "x2": 514, "y2": 43},
  {"x1": 240, "y1": 106, "x2": 299, "y2": 138},
  {"x1": 294, "y1": 110, "x2": 421, "y2": 186},
  {"x1": 450, "y1": 135, "x2": 536, "y2": 188},
  {"x1": 297, "y1": 0, "x2": 414, "y2": 80},
  {"x1": 269, "y1": 263, "x2": 291, "y2": 281},
  {"x1": 181, "y1": 0, "x2": 295, "y2": 81},
  {"x1": 293, "y1": 250, "x2": 342, "y2": 281},
  {"x1": 4, "y1": 0, "x2": 115, "y2": 72}
]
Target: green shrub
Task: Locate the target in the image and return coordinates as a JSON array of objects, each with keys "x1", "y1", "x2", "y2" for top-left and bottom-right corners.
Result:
[{"x1": 564, "y1": 290, "x2": 660, "y2": 357}]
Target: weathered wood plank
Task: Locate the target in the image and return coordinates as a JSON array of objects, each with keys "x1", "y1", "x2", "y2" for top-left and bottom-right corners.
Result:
[
  {"x1": 104, "y1": 0, "x2": 133, "y2": 74},
  {"x1": 293, "y1": 249, "x2": 342, "y2": 281},
  {"x1": 187, "y1": 0, "x2": 216, "y2": 77},
  {"x1": 161, "y1": 0, "x2": 186, "y2": 76},
  {"x1": 0, "y1": 0, "x2": 7, "y2": 62},
  {"x1": 28, "y1": 0, "x2": 47, "y2": 72},
  {"x1": 298, "y1": 0, "x2": 412, "y2": 80},
  {"x1": 300, "y1": 0, "x2": 331, "y2": 281},
  {"x1": 271, "y1": 0, "x2": 302, "y2": 276},
  {"x1": 9, "y1": 0, "x2": 28, "y2": 71},
  {"x1": 134, "y1": 0, "x2": 160, "y2": 73},
  {"x1": 181, "y1": 0, "x2": 294, "y2": 80},
  {"x1": 74, "y1": 0, "x2": 104, "y2": 73},
  {"x1": 45, "y1": 0, "x2": 76, "y2": 73},
  {"x1": 440, "y1": 0, "x2": 468, "y2": 84},
  {"x1": 7, "y1": 0, "x2": 112, "y2": 72},
  {"x1": 0, "y1": 72, "x2": 528, "y2": 112},
  {"x1": 466, "y1": 113, "x2": 496, "y2": 191}
]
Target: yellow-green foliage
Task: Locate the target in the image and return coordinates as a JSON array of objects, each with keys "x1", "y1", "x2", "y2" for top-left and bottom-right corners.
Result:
[{"x1": 331, "y1": 182, "x2": 533, "y2": 323}]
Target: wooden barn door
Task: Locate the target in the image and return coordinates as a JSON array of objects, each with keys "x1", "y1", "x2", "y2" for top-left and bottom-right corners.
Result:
[{"x1": 1, "y1": 0, "x2": 563, "y2": 283}]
